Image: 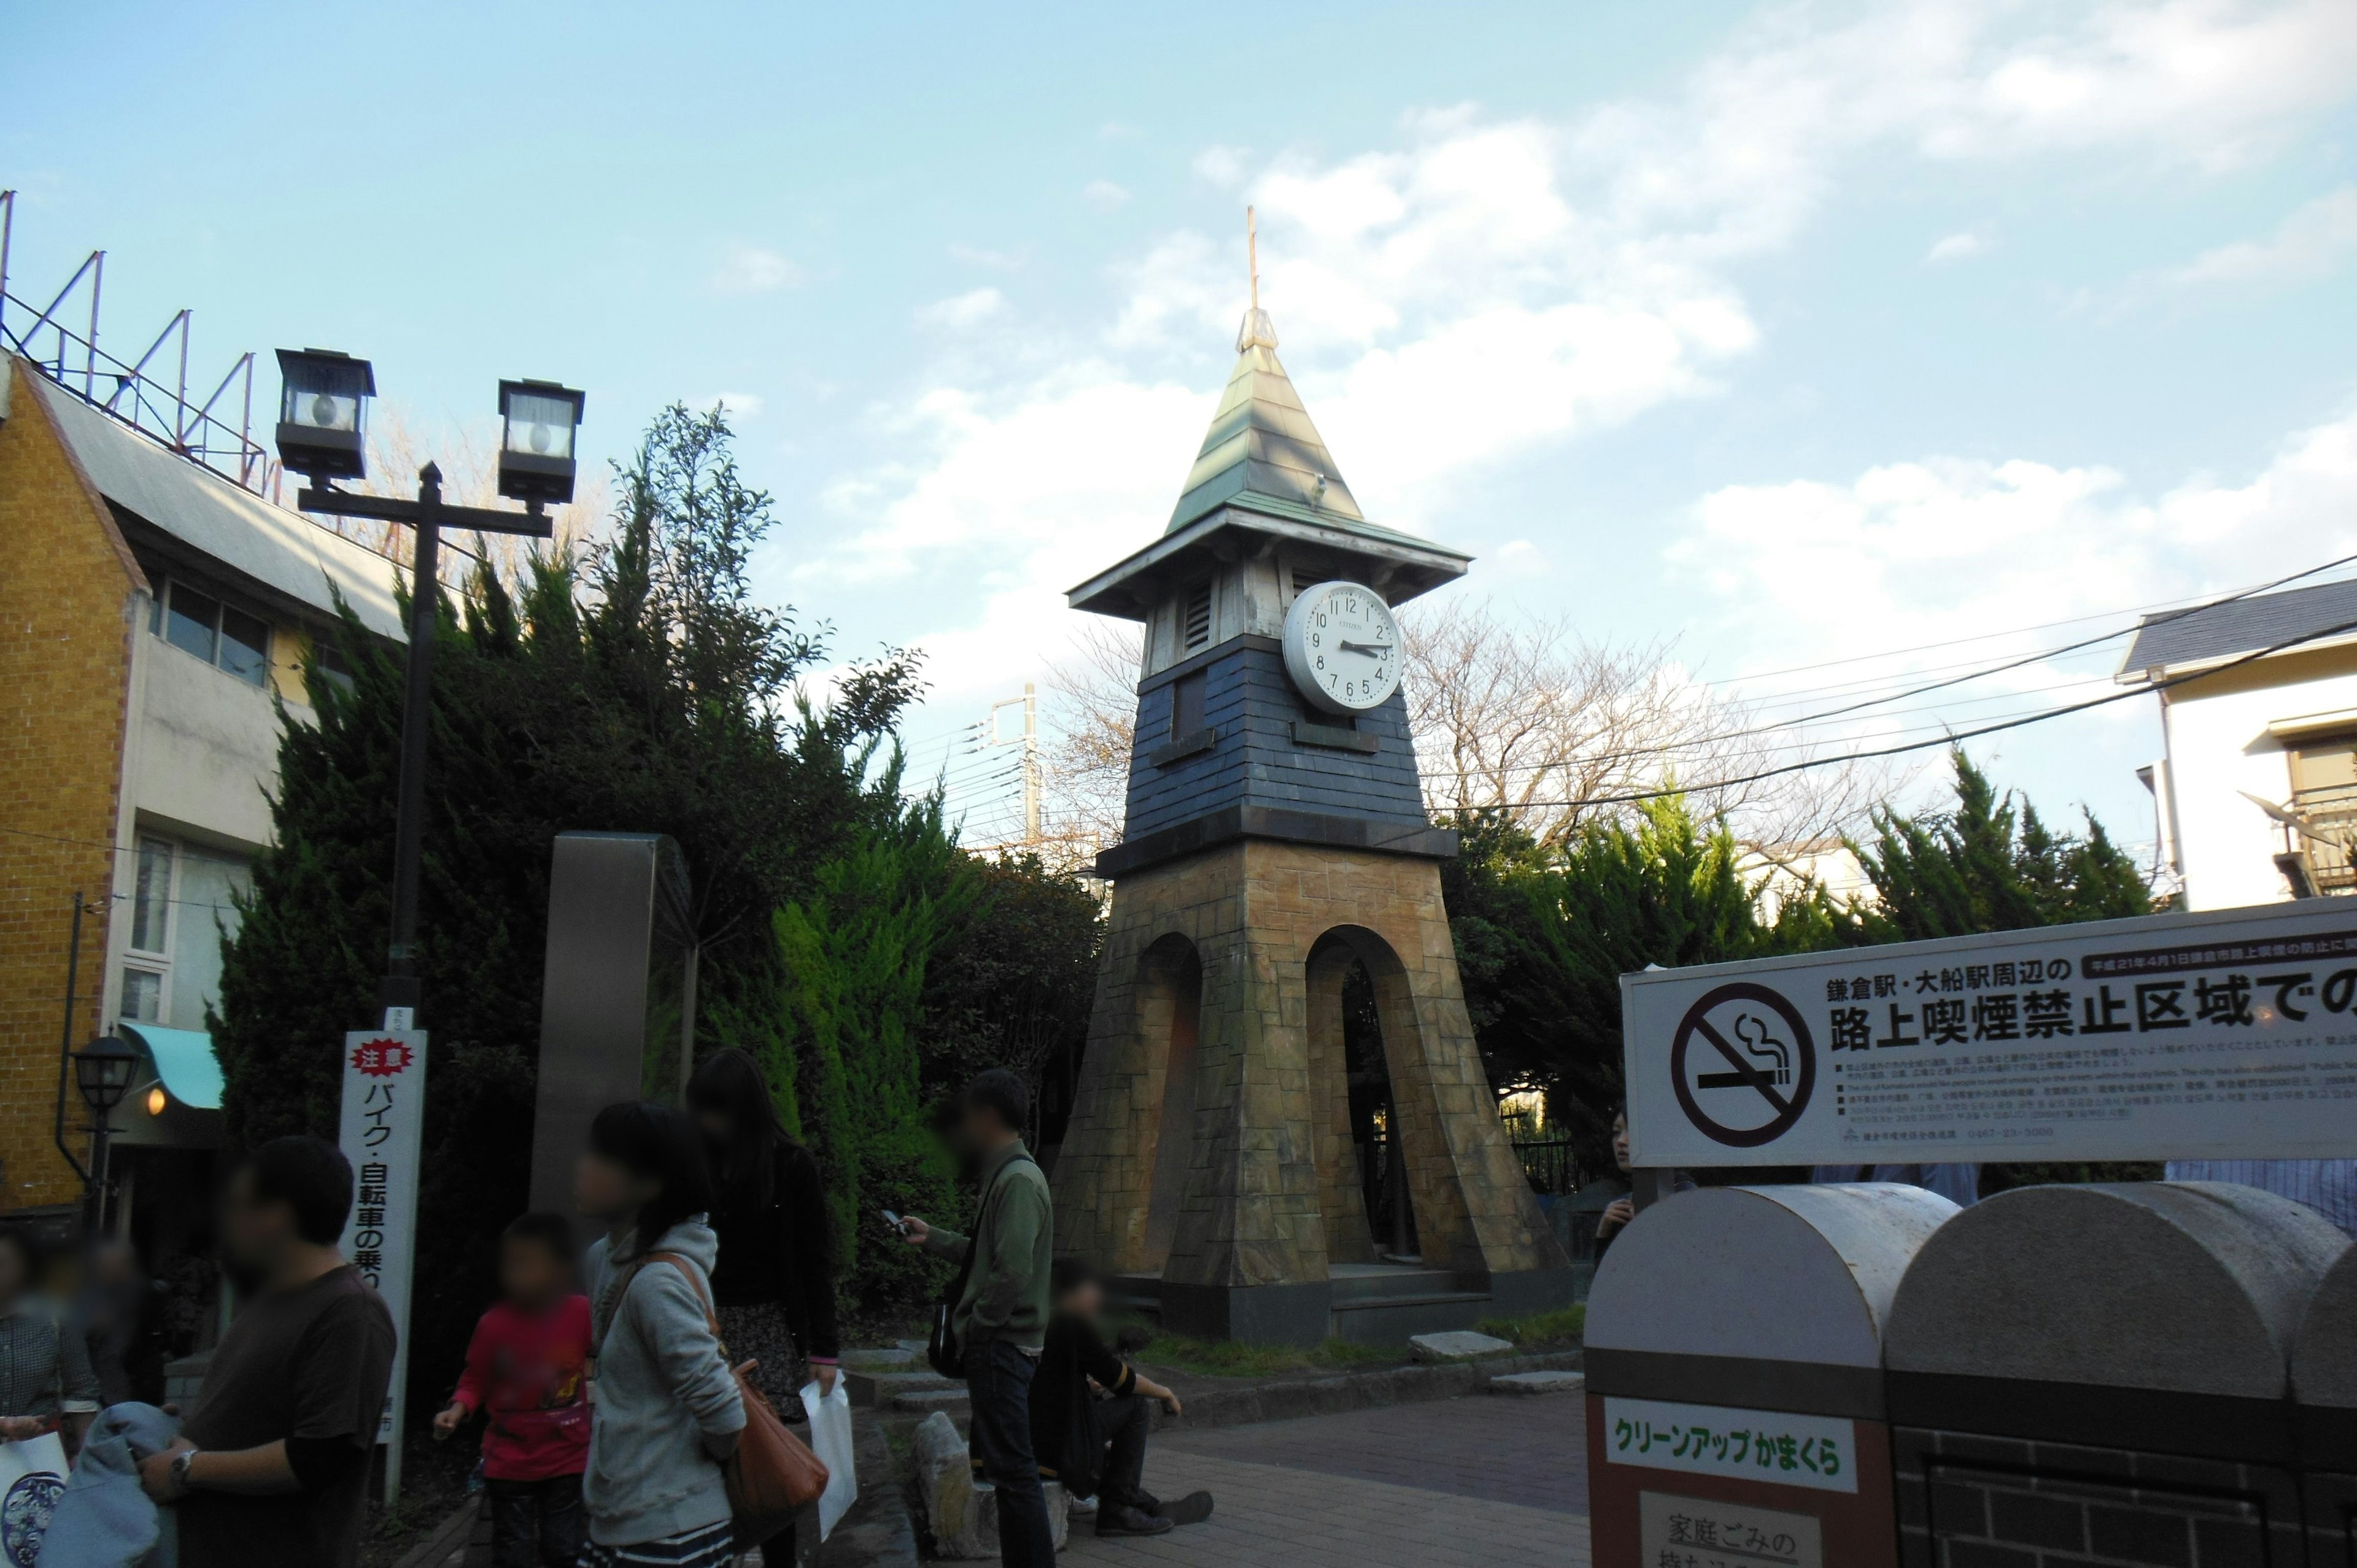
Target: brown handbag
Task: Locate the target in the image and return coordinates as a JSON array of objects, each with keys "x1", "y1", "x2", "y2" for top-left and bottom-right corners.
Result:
[{"x1": 641, "y1": 1251, "x2": 830, "y2": 1540}]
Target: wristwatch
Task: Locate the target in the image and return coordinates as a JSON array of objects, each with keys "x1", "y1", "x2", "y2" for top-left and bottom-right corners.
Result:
[{"x1": 170, "y1": 1448, "x2": 201, "y2": 1496}]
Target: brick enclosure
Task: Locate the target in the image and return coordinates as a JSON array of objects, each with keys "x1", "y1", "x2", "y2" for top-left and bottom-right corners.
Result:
[
  {"x1": 0, "y1": 362, "x2": 145, "y2": 1208},
  {"x1": 1051, "y1": 837, "x2": 1560, "y2": 1289},
  {"x1": 1895, "y1": 1427, "x2": 2304, "y2": 1568}
]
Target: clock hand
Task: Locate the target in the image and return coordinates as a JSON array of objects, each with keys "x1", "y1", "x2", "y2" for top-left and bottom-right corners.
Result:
[{"x1": 1337, "y1": 639, "x2": 1392, "y2": 655}]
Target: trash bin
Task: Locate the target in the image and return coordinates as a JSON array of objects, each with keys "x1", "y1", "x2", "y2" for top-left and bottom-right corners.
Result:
[
  {"x1": 2295, "y1": 1240, "x2": 2357, "y2": 1568},
  {"x1": 1584, "y1": 1183, "x2": 1959, "y2": 1568},
  {"x1": 1883, "y1": 1182, "x2": 2347, "y2": 1568}
]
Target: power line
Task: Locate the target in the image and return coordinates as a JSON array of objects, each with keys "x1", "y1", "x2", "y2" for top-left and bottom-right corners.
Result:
[
  {"x1": 1500, "y1": 611, "x2": 2357, "y2": 815},
  {"x1": 1409, "y1": 551, "x2": 2357, "y2": 786}
]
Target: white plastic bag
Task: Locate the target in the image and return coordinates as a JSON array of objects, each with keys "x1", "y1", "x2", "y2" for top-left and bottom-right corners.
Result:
[
  {"x1": 0, "y1": 1431, "x2": 69, "y2": 1568},
  {"x1": 800, "y1": 1377, "x2": 857, "y2": 1542}
]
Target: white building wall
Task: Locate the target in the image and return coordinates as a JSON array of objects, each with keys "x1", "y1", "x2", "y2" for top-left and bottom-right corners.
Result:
[{"x1": 2161, "y1": 665, "x2": 2357, "y2": 910}]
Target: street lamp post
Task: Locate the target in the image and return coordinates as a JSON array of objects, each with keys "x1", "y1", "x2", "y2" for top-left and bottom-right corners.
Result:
[
  {"x1": 275, "y1": 351, "x2": 584, "y2": 1027},
  {"x1": 72, "y1": 1034, "x2": 137, "y2": 1233}
]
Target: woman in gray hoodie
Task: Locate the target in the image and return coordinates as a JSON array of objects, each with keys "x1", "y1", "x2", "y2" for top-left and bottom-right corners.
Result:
[{"x1": 574, "y1": 1102, "x2": 746, "y2": 1568}]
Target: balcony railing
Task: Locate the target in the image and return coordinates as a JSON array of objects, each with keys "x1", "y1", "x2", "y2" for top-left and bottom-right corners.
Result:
[{"x1": 2289, "y1": 782, "x2": 2357, "y2": 894}]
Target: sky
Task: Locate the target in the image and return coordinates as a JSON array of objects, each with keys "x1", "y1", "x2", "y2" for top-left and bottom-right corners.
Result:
[{"x1": 7, "y1": 0, "x2": 2357, "y2": 853}]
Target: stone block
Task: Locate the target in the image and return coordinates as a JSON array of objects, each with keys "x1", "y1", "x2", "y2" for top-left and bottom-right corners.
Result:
[
  {"x1": 1409, "y1": 1330, "x2": 1514, "y2": 1362},
  {"x1": 911, "y1": 1410, "x2": 1069, "y2": 1559},
  {"x1": 840, "y1": 1345, "x2": 914, "y2": 1370},
  {"x1": 1490, "y1": 1370, "x2": 1585, "y2": 1396}
]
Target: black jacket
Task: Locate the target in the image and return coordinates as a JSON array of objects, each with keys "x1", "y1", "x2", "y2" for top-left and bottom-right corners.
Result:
[
  {"x1": 1029, "y1": 1313, "x2": 1136, "y2": 1498},
  {"x1": 706, "y1": 1140, "x2": 841, "y2": 1362}
]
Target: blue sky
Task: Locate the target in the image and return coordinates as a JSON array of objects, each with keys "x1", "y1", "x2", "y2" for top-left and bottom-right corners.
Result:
[{"x1": 8, "y1": 1, "x2": 2357, "y2": 852}]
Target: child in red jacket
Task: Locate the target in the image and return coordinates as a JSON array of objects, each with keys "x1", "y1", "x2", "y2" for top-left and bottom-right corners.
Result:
[{"x1": 434, "y1": 1213, "x2": 592, "y2": 1568}]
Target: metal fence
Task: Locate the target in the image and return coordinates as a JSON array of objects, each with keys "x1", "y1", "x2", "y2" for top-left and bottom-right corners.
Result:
[{"x1": 2291, "y1": 782, "x2": 2357, "y2": 894}]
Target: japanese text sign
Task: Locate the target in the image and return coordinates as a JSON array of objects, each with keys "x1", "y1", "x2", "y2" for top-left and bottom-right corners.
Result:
[
  {"x1": 339, "y1": 1029, "x2": 426, "y2": 1445},
  {"x1": 1639, "y1": 1490, "x2": 1824, "y2": 1568},
  {"x1": 1622, "y1": 900, "x2": 2357, "y2": 1166},
  {"x1": 1604, "y1": 1396, "x2": 1856, "y2": 1496}
]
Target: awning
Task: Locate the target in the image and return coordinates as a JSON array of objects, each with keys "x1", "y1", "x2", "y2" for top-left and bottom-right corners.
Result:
[{"x1": 118, "y1": 1024, "x2": 225, "y2": 1111}]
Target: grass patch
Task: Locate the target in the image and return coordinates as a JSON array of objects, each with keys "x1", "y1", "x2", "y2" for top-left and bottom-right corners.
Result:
[
  {"x1": 1119, "y1": 1319, "x2": 1399, "y2": 1378},
  {"x1": 1476, "y1": 1303, "x2": 1585, "y2": 1348}
]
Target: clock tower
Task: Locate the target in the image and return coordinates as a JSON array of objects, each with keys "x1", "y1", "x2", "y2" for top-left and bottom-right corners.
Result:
[{"x1": 1052, "y1": 245, "x2": 1573, "y2": 1344}]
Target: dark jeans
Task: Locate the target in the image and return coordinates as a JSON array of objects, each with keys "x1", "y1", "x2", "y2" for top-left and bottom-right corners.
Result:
[
  {"x1": 965, "y1": 1338, "x2": 1056, "y2": 1568},
  {"x1": 1091, "y1": 1392, "x2": 1151, "y2": 1509},
  {"x1": 485, "y1": 1473, "x2": 582, "y2": 1568}
]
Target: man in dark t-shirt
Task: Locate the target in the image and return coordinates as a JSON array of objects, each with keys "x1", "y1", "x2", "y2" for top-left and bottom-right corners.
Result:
[{"x1": 139, "y1": 1136, "x2": 396, "y2": 1568}]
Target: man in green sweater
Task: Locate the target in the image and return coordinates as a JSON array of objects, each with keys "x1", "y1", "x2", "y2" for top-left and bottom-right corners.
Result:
[{"x1": 900, "y1": 1070, "x2": 1056, "y2": 1567}]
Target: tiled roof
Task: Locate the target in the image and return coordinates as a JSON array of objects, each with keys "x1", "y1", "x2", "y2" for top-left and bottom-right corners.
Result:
[{"x1": 2121, "y1": 578, "x2": 2357, "y2": 676}]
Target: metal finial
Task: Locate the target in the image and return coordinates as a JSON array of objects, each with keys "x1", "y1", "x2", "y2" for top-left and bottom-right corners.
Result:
[
  {"x1": 1236, "y1": 205, "x2": 1278, "y2": 352},
  {"x1": 1248, "y1": 205, "x2": 1258, "y2": 314}
]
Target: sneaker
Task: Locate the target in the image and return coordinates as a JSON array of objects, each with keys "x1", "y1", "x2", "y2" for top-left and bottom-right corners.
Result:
[
  {"x1": 1097, "y1": 1505, "x2": 1175, "y2": 1538},
  {"x1": 1069, "y1": 1494, "x2": 1099, "y2": 1518},
  {"x1": 1159, "y1": 1491, "x2": 1215, "y2": 1526}
]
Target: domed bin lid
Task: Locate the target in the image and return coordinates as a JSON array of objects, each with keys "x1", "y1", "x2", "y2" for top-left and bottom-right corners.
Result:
[
  {"x1": 2293, "y1": 1242, "x2": 2357, "y2": 1469},
  {"x1": 1585, "y1": 1183, "x2": 1959, "y2": 1419},
  {"x1": 1884, "y1": 1182, "x2": 2348, "y2": 1462}
]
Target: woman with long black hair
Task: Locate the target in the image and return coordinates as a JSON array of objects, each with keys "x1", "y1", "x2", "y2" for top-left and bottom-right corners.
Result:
[{"x1": 686, "y1": 1049, "x2": 839, "y2": 1516}]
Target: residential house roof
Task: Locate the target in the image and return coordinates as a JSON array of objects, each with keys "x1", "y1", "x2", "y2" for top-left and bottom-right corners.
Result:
[
  {"x1": 2119, "y1": 578, "x2": 2357, "y2": 679},
  {"x1": 16, "y1": 356, "x2": 406, "y2": 640}
]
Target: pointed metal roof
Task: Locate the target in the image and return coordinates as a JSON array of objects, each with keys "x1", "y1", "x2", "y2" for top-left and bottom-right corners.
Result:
[{"x1": 1166, "y1": 307, "x2": 1365, "y2": 533}]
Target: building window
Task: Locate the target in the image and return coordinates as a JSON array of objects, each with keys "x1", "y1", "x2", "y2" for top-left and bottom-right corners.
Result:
[
  {"x1": 122, "y1": 836, "x2": 176, "y2": 1027},
  {"x1": 119, "y1": 967, "x2": 164, "y2": 1024},
  {"x1": 1171, "y1": 672, "x2": 1207, "y2": 739},
  {"x1": 1182, "y1": 581, "x2": 1213, "y2": 651},
  {"x1": 129, "y1": 836, "x2": 174, "y2": 956},
  {"x1": 150, "y1": 578, "x2": 272, "y2": 688}
]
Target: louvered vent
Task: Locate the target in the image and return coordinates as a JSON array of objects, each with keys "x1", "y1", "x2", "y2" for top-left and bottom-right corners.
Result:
[{"x1": 1183, "y1": 582, "x2": 1213, "y2": 650}]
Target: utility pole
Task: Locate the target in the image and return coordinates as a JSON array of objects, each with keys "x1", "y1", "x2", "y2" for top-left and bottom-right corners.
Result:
[{"x1": 1023, "y1": 681, "x2": 1040, "y2": 848}]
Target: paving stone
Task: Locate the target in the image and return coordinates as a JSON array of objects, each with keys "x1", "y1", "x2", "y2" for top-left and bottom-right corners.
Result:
[
  {"x1": 1489, "y1": 1370, "x2": 1584, "y2": 1396},
  {"x1": 1409, "y1": 1330, "x2": 1515, "y2": 1362}
]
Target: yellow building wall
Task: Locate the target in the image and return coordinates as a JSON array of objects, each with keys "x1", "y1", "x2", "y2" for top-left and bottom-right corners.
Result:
[{"x1": 0, "y1": 363, "x2": 145, "y2": 1208}]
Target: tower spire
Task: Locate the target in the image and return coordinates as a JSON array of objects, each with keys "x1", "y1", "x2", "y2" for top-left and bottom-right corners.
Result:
[{"x1": 1237, "y1": 204, "x2": 1277, "y2": 352}]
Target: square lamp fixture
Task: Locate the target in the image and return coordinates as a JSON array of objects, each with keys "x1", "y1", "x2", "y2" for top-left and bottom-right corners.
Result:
[
  {"x1": 498, "y1": 379, "x2": 586, "y2": 504},
  {"x1": 274, "y1": 348, "x2": 376, "y2": 481},
  {"x1": 73, "y1": 1034, "x2": 139, "y2": 1114}
]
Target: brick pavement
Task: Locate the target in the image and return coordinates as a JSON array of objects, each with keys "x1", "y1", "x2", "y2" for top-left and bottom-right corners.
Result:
[{"x1": 1060, "y1": 1393, "x2": 1592, "y2": 1568}]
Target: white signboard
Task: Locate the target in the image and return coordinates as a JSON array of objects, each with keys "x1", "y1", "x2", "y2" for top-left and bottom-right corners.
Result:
[
  {"x1": 1622, "y1": 900, "x2": 2357, "y2": 1167},
  {"x1": 1641, "y1": 1491, "x2": 1824, "y2": 1568},
  {"x1": 1604, "y1": 1396, "x2": 1856, "y2": 1494},
  {"x1": 338, "y1": 1029, "x2": 427, "y2": 1446}
]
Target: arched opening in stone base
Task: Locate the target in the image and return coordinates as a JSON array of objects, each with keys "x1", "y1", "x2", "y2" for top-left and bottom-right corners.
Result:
[
  {"x1": 1307, "y1": 932, "x2": 1418, "y2": 1264},
  {"x1": 1138, "y1": 933, "x2": 1205, "y2": 1269}
]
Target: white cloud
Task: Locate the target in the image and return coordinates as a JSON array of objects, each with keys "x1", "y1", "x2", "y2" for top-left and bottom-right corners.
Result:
[
  {"x1": 702, "y1": 391, "x2": 764, "y2": 420},
  {"x1": 2170, "y1": 185, "x2": 2357, "y2": 287},
  {"x1": 819, "y1": 0, "x2": 2357, "y2": 723},
  {"x1": 950, "y1": 241, "x2": 1027, "y2": 269},
  {"x1": 917, "y1": 287, "x2": 1010, "y2": 329},
  {"x1": 1925, "y1": 230, "x2": 1988, "y2": 264},
  {"x1": 1670, "y1": 407, "x2": 2357, "y2": 683},
  {"x1": 711, "y1": 244, "x2": 801, "y2": 294},
  {"x1": 1082, "y1": 179, "x2": 1132, "y2": 212}
]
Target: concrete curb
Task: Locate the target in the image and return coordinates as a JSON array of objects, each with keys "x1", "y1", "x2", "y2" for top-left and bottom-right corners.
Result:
[
  {"x1": 1148, "y1": 1348, "x2": 1585, "y2": 1432},
  {"x1": 387, "y1": 1496, "x2": 480, "y2": 1568},
  {"x1": 830, "y1": 1345, "x2": 1583, "y2": 1567}
]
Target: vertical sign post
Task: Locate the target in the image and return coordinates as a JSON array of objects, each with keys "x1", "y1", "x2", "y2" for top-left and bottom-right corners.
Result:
[{"x1": 339, "y1": 1029, "x2": 427, "y2": 1503}]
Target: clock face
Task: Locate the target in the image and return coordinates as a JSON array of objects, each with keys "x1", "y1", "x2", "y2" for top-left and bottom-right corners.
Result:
[{"x1": 1283, "y1": 580, "x2": 1403, "y2": 715}]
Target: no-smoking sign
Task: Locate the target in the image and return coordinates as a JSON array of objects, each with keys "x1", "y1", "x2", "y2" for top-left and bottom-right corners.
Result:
[{"x1": 1669, "y1": 982, "x2": 1816, "y2": 1148}]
